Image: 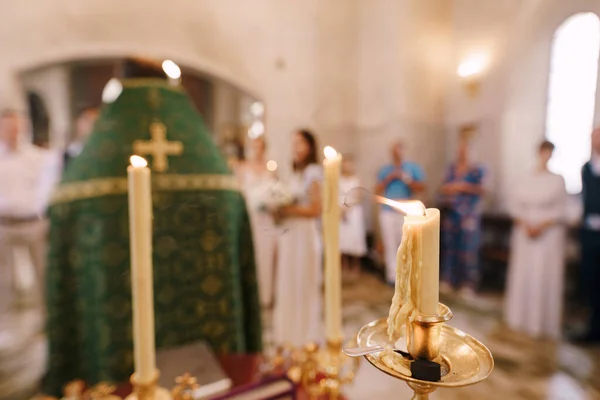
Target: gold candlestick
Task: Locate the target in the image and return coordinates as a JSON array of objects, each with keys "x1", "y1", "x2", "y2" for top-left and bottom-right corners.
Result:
[
  {"x1": 125, "y1": 371, "x2": 171, "y2": 400},
  {"x1": 407, "y1": 303, "x2": 453, "y2": 361},
  {"x1": 47, "y1": 372, "x2": 197, "y2": 400},
  {"x1": 356, "y1": 303, "x2": 494, "y2": 400},
  {"x1": 285, "y1": 339, "x2": 359, "y2": 399}
]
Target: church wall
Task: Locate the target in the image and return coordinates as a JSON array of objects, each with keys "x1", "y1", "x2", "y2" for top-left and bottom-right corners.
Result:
[
  {"x1": 2, "y1": 0, "x2": 455, "y2": 232},
  {"x1": 355, "y1": 0, "x2": 452, "y2": 228},
  {"x1": 445, "y1": 0, "x2": 600, "y2": 211},
  {"x1": 0, "y1": 0, "x2": 355, "y2": 174}
]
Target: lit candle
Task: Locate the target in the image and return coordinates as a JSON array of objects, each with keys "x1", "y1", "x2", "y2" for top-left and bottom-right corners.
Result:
[
  {"x1": 323, "y1": 146, "x2": 343, "y2": 343},
  {"x1": 127, "y1": 155, "x2": 156, "y2": 383},
  {"x1": 404, "y1": 208, "x2": 440, "y2": 316},
  {"x1": 383, "y1": 198, "x2": 440, "y2": 339}
]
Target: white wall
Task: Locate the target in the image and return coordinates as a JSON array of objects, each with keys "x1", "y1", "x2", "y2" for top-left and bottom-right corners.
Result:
[
  {"x1": 9, "y1": 0, "x2": 598, "y2": 214},
  {"x1": 0, "y1": 0, "x2": 340, "y2": 164},
  {"x1": 356, "y1": 0, "x2": 452, "y2": 209},
  {"x1": 0, "y1": 0, "x2": 451, "y2": 222},
  {"x1": 446, "y1": 0, "x2": 600, "y2": 211}
]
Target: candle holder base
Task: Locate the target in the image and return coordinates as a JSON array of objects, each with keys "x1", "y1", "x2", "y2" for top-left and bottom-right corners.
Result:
[
  {"x1": 124, "y1": 372, "x2": 172, "y2": 400},
  {"x1": 124, "y1": 387, "x2": 171, "y2": 400},
  {"x1": 285, "y1": 339, "x2": 360, "y2": 398},
  {"x1": 357, "y1": 306, "x2": 493, "y2": 398}
]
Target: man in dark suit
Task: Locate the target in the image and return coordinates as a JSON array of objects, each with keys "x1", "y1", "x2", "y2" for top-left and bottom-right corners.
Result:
[{"x1": 579, "y1": 127, "x2": 600, "y2": 343}]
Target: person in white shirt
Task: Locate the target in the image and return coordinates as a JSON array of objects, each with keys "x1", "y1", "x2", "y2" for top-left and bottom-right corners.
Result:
[{"x1": 0, "y1": 109, "x2": 61, "y2": 304}]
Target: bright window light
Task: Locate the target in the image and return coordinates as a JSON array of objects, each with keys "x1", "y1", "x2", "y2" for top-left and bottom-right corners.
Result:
[{"x1": 545, "y1": 13, "x2": 600, "y2": 194}]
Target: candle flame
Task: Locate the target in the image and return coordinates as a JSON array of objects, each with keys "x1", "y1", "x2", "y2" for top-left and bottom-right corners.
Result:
[
  {"x1": 375, "y1": 196, "x2": 426, "y2": 216},
  {"x1": 130, "y1": 155, "x2": 148, "y2": 168},
  {"x1": 324, "y1": 146, "x2": 338, "y2": 159},
  {"x1": 266, "y1": 160, "x2": 278, "y2": 171}
]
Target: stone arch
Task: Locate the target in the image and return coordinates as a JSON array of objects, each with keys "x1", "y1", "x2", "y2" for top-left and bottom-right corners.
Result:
[{"x1": 12, "y1": 44, "x2": 264, "y2": 103}]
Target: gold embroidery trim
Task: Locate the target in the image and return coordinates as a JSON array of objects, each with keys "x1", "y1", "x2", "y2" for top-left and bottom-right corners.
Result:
[
  {"x1": 51, "y1": 174, "x2": 239, "y2": 204},
  {"x1": 120, "y1": 78, "x2": 184, "y2": 92}
]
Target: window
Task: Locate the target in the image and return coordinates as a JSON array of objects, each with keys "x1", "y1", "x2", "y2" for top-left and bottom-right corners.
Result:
[{"x1": 545, "y1": 13, "x2": 600, "y2": 194}]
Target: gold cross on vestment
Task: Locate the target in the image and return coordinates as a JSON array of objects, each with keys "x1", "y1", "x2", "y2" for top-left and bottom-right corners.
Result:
[{"x1": 133, "y1": 122, "x2": 183, "y2": 172}]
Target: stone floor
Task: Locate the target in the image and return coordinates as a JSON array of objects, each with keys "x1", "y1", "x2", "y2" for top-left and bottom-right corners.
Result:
[{"x1": 1, "y1": 270, "x2": 599, "y2": 399}]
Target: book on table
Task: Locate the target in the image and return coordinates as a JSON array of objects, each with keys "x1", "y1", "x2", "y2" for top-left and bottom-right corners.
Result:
[
  {"x1": 156, "y1": 342, "x2": 232, "y2": 398},
  {"x1": 211, "y1": 375, "x2": 295, "y2": 400},
  {"x1": 156, "y1": 342, "x2": 295, "y2": 399}
]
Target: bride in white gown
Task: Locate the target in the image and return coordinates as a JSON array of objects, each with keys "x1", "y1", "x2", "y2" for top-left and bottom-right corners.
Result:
[
  {"x1": 272, "y1": 129, "x2": 323, "y2": 346},
  {"x1": 237, "y1": 136, "x2": 277, "y2": 308},
  {"x1": 505, "y1": 140, "x2": 567, "y2": 340}
]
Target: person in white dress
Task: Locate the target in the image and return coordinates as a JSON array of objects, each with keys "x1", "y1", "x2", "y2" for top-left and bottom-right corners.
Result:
[
  {"x1": 272, "y1": 129, "x2": 323, "y2": 346},
  {"x1": 504, "y1": 140, "x2": 567, "y2": 340},
  {"x1": 236, "y1": 136, "x2": 277, "y2": 308},
  {"x1": 339, "y1": 155, "x2": 367, "y2": 279}
]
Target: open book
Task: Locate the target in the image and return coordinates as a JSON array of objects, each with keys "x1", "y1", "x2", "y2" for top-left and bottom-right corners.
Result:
[{"x1": 156, "y1": 342, "x2": 232, "y2": 399}]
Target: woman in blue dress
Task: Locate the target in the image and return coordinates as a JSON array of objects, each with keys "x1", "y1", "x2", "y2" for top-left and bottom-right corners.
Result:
[{"x1": 439, "y1": 133, "x2": 486, "y2": 296}]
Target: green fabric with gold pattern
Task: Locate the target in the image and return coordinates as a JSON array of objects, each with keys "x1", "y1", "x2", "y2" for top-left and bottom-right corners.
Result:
[{"x1": 43, "y1": 79, "x2": 262, "y2": 396}]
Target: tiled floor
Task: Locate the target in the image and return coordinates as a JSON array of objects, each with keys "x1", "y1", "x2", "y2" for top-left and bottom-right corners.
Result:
[{"x1": 0, "y1": 270, "x2": 599, "y2": 399}]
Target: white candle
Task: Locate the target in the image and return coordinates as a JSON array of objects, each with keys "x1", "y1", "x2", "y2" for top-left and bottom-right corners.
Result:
[
  {"x1": 386, "y1": 199, "x2": 441, "y2": 340},
  {"x1": 404, "y1": 208, "x2": 440, "y2": 316},
  {"x1": 127, "y1": 155, "x2": 157, "y2": 383},
  {"x1": 323, "y1": 146, "x2": 343, "y2": 343}
]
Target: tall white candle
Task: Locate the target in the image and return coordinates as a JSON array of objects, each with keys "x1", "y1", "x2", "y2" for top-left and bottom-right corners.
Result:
[
  {"x1": 127, "y1": 155, "x2": 156, "y2": 383},
  {"x1": 323, "y1": 146, "x2": 343, "y2": 343},
  {"x1": 404, "y1": 208, "x2": 440, "y2": 316},
  {"x1": 386, "y1": 200, "x2": 441, "y2": 340}
]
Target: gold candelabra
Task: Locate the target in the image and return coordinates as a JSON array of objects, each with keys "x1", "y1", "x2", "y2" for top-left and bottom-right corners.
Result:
[
  {"x1": 269, "y1": 339, "x2": 360, "y2": 399},
  {"x1": 38, "y1": 372, "x2": 199, "y2": 400},
  {"x1": 354, "y1": 303, "x2": 494, "y2": 400}
]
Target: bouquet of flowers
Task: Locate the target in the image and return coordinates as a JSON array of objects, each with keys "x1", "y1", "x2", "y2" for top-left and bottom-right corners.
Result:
[{"x1": 247, "y1": 179, "x2": 295, "y2": 214}]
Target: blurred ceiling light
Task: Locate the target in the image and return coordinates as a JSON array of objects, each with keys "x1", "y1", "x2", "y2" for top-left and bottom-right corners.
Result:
[
  {"x1": 457, "y1": 54, "x2": 488, "y2": 97},
  {"x1": 102, "y1": 78, "x2": 123, "y2": 103},
  {"x1": 457, "y1": 54, "x2": 487, "y2": 78},
  {"x1": 162, "y1": 60, "x2": 181, "y2": 79},
  {"x1": 248, "y1": 121, "x2": 265, "y2": 139},
  {"x1": 250, "y1": 101, "x2": 265, "y2": 116}
]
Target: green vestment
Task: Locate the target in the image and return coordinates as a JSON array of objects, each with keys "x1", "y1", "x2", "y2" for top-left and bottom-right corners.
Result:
[{"x1": 44, "y1": 79, "x2": 262, "y2": 396}]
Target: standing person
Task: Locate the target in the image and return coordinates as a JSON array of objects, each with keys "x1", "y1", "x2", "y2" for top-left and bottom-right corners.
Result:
[
  {"x1": 237, "y1": 135, "x2": 277, "y2": 308},
  {"x1": 504, "y1": 140, "x2": 567, "y2": 339},
  {"x1": 376, "y1": 141, "x2": 426, "y2": 285},
  {"x1": 43, "y1": 58, "x2": 262, "y2": 396},
  {"x1": 0, "y1": 109, "x2": 61, "y2": 303},
  {"x1": 339, "y1": 155, "x2": 367, "y2": 279},
  {"x1": 577, "y1": 127, "x2": 600, "y2": 343},
  {"x1": 272, "y1": 129, "x2": 322, "y2": 346},
  {"x1": 64, "y1": 107, "x2": 99, "y2": 168},
  {"x1": 439, "y1": 128, "x2": 486, "y2": 297}
]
